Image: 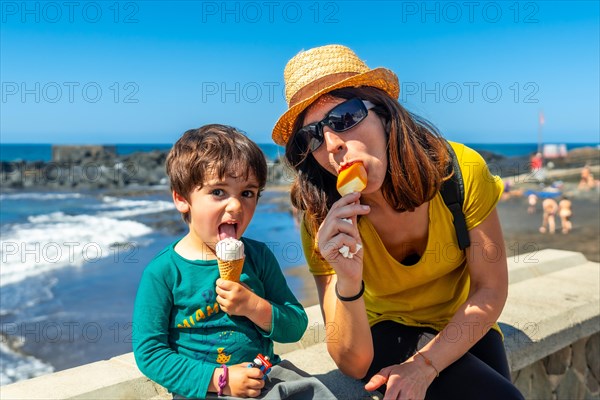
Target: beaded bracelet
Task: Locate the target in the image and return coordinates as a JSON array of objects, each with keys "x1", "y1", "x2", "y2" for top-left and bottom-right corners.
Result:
[
  {"x1": 217, "y1": 364, "x2": 228, "y2": 396},
  {"x1": 415, "y1": 350, "x2": 440, "y2": 378}
]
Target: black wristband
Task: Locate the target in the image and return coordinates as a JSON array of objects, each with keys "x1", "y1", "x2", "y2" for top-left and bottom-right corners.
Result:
[{"x1": 335, "y1": 280, "x2": 365, "y2": 302}]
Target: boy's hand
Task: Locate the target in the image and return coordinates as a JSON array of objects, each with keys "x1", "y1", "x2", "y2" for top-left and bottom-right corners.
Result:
[
  {"x1": 216, "y1": 279, "x2": 273, "y2": 332},
  {"x1": 215, "y1": 279, "x2": 259, "y2": 316},
  {"x1": 210, "y1": 363, "x2": 265, "y2": 398}
]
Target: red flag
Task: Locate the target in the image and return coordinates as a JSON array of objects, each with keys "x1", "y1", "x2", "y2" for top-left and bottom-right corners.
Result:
[{"x1": 539, "y1": 111, "x2": 545, "y2": 125}]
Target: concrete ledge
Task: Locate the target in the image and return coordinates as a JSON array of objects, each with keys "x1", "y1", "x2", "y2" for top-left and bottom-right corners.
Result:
[
  {"x1": 0, "y1": 353, "x2": 168, "y2": 400},
  {"x1": 507, "y1": 249, "x2": 589, "y2": 284},
  {"x1": 501, "y1": 260, "x2": 600, "y2": 371},
  {"x1": 1, "y1": 249, "x2": 598, "y2": 399}
]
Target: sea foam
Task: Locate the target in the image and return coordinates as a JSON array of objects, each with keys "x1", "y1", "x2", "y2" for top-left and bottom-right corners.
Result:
[
  {"x1": 0, "y1": 341, "x2": 54, "y2": 386},
  {"x1": 0, "y1": 212, "x2": 152, "y2": 287},
  {"x1": 92, "y1": 196, "x2": 175, "y2": 218},
  {"x1": 0, "y1": 193, "x2": 84, "y2": 201}
]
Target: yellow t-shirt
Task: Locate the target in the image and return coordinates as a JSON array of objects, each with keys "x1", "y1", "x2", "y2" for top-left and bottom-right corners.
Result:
[{"x1": 301, "y1": 142, "x2": 504, "y2": 332}]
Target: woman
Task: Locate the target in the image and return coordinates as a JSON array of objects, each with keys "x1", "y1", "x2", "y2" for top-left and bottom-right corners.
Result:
[{"x1": 272, "y1": 45, "x2": 523, "y2": 399}]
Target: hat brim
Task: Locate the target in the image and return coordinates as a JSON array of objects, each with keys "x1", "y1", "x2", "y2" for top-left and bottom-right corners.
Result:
[{"x1": 272, "y1": 67, "x2": 399, "y2": 146}]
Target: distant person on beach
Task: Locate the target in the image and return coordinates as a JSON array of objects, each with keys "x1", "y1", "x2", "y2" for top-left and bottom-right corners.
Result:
[
  {"x1": 527, "y1": 193, "x2": 538, "y2": 214},
  {"x1": 558, "y1": 196, "x2": 573, "y2": 234},
  {"x1": 579, "y1": 164, "x2": 596, "y2": 190},
  {"x1": 501, "y1": 179, "x2": 512, "y2": 200},
  {"x1": 530, "y1": 152, "x2": 544, "y2": 182},
  {"x1": 132, "y1": 125, "x2": 334, "y2": 399},
  {"x1": 273, "y1": 45, "x2": 523, "y2": 400},
  {"x1": 539, "y1": 198, "x2": 559, "y2": 234},
  {"x1": 530, "y1": 152, "x2": 542, "y2": 171}
]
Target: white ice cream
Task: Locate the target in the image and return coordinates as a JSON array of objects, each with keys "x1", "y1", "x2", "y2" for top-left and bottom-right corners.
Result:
[{"x1": 215, "y1": 238, "x2": 245, "y2": 261}]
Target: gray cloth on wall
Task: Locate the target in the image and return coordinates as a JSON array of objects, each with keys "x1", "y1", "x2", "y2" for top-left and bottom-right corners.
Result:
[{"x1": 173, "y1": 360, "x2": 337, "y2": 400}]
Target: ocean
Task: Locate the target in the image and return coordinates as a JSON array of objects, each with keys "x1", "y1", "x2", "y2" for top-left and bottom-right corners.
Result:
[
  {"x1": 0, "y1": 143, "x2": 285, "y2": 163},
  {"x1": 0, "y1": 141, "x2": 597, "y2": 385},
  {"x1": 2, "y1": 142, "x2": 599, "y2": 163}
]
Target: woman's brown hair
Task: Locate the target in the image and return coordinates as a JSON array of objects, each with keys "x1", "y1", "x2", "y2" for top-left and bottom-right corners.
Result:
[{"x1": 285, "y1": 87, "x2": 450, "y2": 236}]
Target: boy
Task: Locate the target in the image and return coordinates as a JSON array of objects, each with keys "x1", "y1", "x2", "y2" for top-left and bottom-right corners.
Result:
[{"x1": 133, "y1": 125, "x2": 333, "y2": 399}]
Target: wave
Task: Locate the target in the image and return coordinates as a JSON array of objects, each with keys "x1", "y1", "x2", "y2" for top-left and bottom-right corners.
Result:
[
  {"x1": 0, "y1": 193, "x2": 84, "y2": 201},
  {"x1": 0, "y1": 212, "x2": 153, "y2": 287},
  {"x1": 0, "y1": 341, "x2": 54, "y2": 386},
  {"x1": 90, "y1": 196, "x2": 175, "y2": 218},
  {"x1": 0, "y1": 193, "x2": 174, "y2": 386}
]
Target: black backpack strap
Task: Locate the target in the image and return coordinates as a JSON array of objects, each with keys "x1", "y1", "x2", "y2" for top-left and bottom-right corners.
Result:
[{"x1": 440, "y1": 142, "x2": 470, "y2": 250}]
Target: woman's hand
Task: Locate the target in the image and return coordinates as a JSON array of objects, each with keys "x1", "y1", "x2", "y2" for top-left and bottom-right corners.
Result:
[
  {"x1": 364, "y1": 357, "x2": 437, "y2": 400},
  {"x1": 313, "y1": 192, "x2": 374, "y2": 376},
  {"x1": 212, "y1": 363, "x2": 265, "y2": 398},
  {"x1": 316, "y1": 192, "x2": 370, "y2": 285}
]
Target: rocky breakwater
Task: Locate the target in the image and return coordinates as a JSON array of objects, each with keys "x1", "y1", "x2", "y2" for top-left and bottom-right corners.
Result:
[
  {"x1": 1, "y1": 149, "x2": 167, "y2": 190},
  {"x1": 4, "y1": 144, "x2": 594, "y2": 191},
  {"x1": 476, "y1": 150, "x2": 529, "y2": 177},
  {"x1": 0, "y1": 147, "x2": 295, "y2": 191}
]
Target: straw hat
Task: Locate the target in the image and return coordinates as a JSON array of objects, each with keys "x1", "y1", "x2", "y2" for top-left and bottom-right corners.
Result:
[{"x1": 272, "y1": 44, "x2": 400, "y2": 146}]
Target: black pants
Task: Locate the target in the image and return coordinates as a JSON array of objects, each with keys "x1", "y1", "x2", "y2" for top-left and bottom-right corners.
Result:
[{"x1": 364, "y1": 321, "x2": 524, "y2": 400}]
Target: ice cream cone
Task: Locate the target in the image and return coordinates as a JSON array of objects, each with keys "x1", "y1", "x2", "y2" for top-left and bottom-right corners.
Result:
[{"x1": 217, "y1": 257, "x2": 245, "y2": 282}]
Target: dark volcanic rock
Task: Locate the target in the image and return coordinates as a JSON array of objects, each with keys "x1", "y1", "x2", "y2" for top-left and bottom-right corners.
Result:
[
  {"x1": 7, "y1": 145, "x2": 590, "y2": 190},
  {"x1": 0, "y1": 149, "x2": 292, "y2": 191}
]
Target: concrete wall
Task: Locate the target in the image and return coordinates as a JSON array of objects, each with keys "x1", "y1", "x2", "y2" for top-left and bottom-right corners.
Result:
[
  {"x1": 512, "y1": 333, "x2": 599, "y2": 400},
  {"x1": 1, "y1": 249, "x2": 599, "y2": 400}
]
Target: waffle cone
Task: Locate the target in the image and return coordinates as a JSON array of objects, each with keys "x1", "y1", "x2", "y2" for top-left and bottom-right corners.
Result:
[{"x1": 217, "y1": 257, "x2": 245, "y2": 282}]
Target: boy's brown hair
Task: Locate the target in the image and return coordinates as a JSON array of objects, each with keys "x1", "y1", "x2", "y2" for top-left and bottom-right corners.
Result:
[{"x1": 166, "y1": 124, "x2": 268, "y2": 223}]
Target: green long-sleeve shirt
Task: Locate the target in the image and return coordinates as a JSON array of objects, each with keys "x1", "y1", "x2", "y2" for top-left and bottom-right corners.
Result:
[{"x1": 132, "y1": 238, "x2": 308, "y2": 398}]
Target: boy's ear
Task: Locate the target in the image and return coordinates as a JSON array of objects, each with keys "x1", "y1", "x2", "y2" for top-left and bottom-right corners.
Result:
[{"x1": 172, "y1": 191, "x2": 190, "y2": 213}]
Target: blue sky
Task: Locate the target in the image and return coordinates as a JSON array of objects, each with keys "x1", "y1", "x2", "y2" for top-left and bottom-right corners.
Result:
[{"x1": 1, "y1": 1, "x2": 599, "y2": 145}]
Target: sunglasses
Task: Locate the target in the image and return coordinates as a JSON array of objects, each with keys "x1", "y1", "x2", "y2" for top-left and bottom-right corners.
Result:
[{"x1": 295, "y1": 97, "x2": 376, "y2": 153}]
